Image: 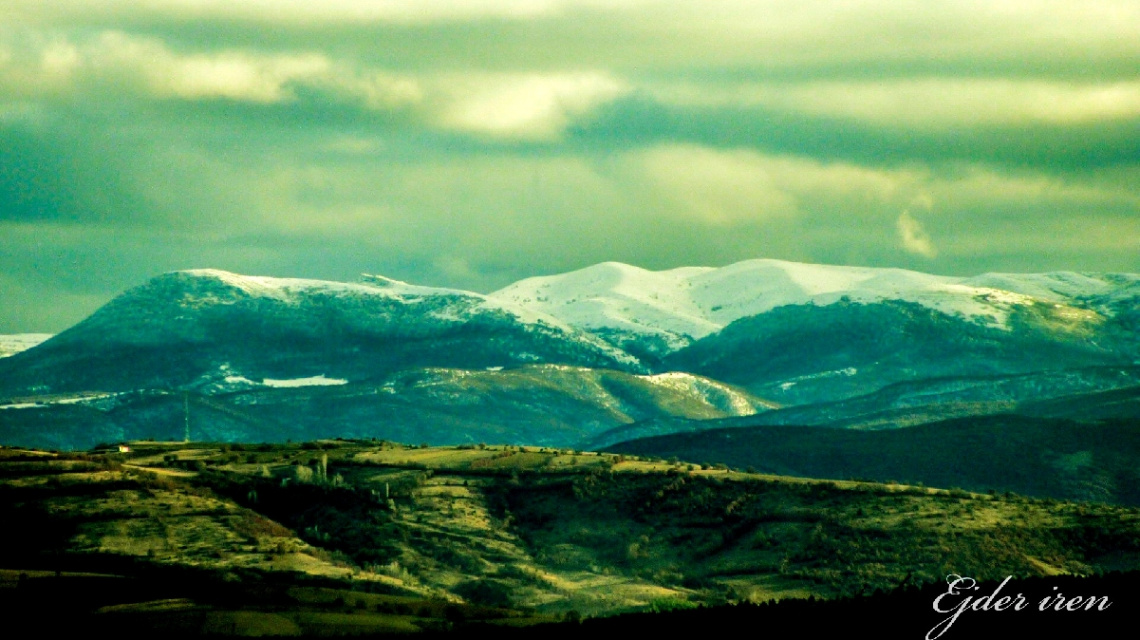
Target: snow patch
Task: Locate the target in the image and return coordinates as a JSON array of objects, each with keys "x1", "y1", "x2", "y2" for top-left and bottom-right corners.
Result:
[
  {"x1": 642, "y1": 371, "x2": 760, "y2": 416},
  {"x1": 0, "y1": 391, "x2": 119, "y2": 410},
  {"x1": 261, "y1": 375, "x2": 348, "y2": 388},
  {"x1": 775, "y1": 367, "x2": 859, "y2": 390},
  {"x1": 53, "y1": 393, "x2": 116, "y2": 405}
]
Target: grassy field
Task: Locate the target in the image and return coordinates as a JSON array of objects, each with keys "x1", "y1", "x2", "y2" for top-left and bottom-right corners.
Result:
[{"x1": 2, "y1": 439, "x2": 1139, "y2": 635}]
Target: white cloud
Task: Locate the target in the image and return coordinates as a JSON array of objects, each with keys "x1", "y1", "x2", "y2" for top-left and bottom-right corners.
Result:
[
  {"x1": 8, "y1": 1, "x2": 1140, "y2": 83},
  {"x1": 0, "y1": 30, "x2": 424, "y2": 109},
  {"x1": 38, "y1": 39, "x2": 82, "y2": 79},
  {"x1": 627, "y1": 145, "x2": 912, "y2": 225},
  {"x1": 430, "y1": 72, "x2": 627, "y2": 140},
  {"x1": 352, "y1": 73, "x2": 423, "y2": 110},
  {"x1": 655, "y1": 79, "x2": 1140, "y2": 128},
  {"x1": 897, "y1": 210, "x2": 938, "y2": 258},
  {"x1": 116, "y1": 41, "x2": 331, "y2": 103},
  {"x1": 1, "y1": 30, "x2": 624, "y2": 139},
  {"x1": 6, "y1": 0, "x2": 640, "y2": 24},
  {"x1": 92, "y1": 31, "x2": 414, "y2": 105},
  {"x1": 632, "y1": 145, "x2": 799, "y2": 224}
]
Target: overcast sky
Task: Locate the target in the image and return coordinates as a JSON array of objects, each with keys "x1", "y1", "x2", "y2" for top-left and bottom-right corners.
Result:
[{"x1": 2, "y1": 1, "x2": 1139, "y2": 332}]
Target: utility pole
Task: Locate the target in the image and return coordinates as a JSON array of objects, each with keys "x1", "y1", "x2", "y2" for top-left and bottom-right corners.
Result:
[{"x1": 183, "y1": 391, "x2": 190, "y2": 443}]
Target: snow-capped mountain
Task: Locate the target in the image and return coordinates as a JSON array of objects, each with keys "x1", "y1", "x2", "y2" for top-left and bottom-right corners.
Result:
[
  {"x1": 2, "y1": 259, "x2": 1138, "y2": 450},
  {"x1": 490, "y1": 259, "x2": 1138, "y2": 356},
  {"x1": 0, "y1": 269, "x2": 640, "y2": 396}
]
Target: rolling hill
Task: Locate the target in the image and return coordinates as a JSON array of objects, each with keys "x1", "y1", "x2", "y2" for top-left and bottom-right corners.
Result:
[
  {"x1": 605, "y1": 415, "x2": 1140, "y2": 506},
  {"x1": 0, "y1": 365, "x2": 773, "y2": 451}
]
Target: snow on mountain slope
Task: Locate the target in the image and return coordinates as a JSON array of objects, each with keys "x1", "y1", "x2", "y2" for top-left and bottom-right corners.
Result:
[
  {"x1": 192, "y1": 269, "x2": 580, "y2": 333},
  {"x1": 0, "y1": 334, "x2": 53, "y2": 358},
  {"x1": 0, "y1": 269, "x2": 645, "y2": 396},
  {"x1": 489, "y1": 262, "x2": 720, "y2": 351},
  {"x1": 102, "y1": 269, "x2": 634, "y2": 364},
  {"x1": 962, "y1": 272, "x2": 1115, "y2": 302},
  {"x1": 490, "y1": 259, "x2": 1130, "y2": 352},
  {"x1": 964, "y1": 272, "x2": 1140, "y2": 308}
]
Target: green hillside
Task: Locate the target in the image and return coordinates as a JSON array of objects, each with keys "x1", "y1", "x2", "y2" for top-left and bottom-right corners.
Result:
[{"x1": 606, "y1": 416, "x2": 1140, "y2": 505}]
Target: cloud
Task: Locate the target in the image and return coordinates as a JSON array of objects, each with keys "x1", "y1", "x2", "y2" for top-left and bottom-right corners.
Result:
[
  {"x1": 430, "y1": 72, "x2": 628, "y2": 140},
  {"x1": 2, "y1": 1, "x2": 1139, "y2": 334},
  {"x1": 631, "y1": 145, "x2": 799, "y2": 224},
  {"x1": 10, "y1": 1, "x2": 1137, "y2": 84},
  {"x1": 0, "y1": 30, "x2": 423, "y2": 109},
  {"x1": 655, "y1": 79, "x2": 1140, "y2": 129},
  {"x1": 625, "y1": 144, "x2": 914, "y2": 225},
  {"x1": 7, "y1": 0, "x2": 581, "y2": 24},
  {"x1": 897, "y1": 210, "x2": 938, "y2": 258},
  {"x1": 96, "y1": 32, "x2": 334, "y2": 103},
  {"x1": 1, "y1": 31, "x2": 623, "y2": 140}
]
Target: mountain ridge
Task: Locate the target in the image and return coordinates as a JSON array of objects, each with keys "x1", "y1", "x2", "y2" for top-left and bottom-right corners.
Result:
[
  {"x1": 0, "y1": 269, "x2": 642, "y2": 396},
  {"x1": 2, "y1": 259, "x2": 1138, "y2": 450},
  {"x1": 490, "y1": 258, "x2": 1138, "y2": 356}
]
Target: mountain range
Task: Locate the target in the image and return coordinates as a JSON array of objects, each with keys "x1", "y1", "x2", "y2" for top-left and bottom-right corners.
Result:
[{"x1": 2, "y1": 259, "x2": 1138, "y2": 480}]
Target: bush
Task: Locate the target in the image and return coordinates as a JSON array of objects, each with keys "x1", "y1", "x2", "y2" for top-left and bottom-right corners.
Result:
[{"x1": 452, "y1": 579, "x2": 513, "y2": 607}]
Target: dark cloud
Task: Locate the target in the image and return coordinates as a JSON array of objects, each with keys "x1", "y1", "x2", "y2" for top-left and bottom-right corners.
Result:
[{"x1": 572, "y1": 94, "x2": 1140, "y2": 171}]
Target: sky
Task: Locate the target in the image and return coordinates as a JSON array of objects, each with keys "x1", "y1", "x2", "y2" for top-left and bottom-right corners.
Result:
[{"x1": 2, "y1": 0, "x2": 1139, "y2": 333}]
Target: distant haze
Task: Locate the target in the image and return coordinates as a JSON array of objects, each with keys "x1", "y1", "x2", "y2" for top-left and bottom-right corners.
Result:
[{"x1": 2, "y1": 1, "x2": 1138, "y2": 332}]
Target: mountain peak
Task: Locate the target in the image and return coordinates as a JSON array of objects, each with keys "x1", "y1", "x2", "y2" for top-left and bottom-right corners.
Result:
[{"x1": 490, "y1": 258, "x2": 1136, "y2": 352}]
